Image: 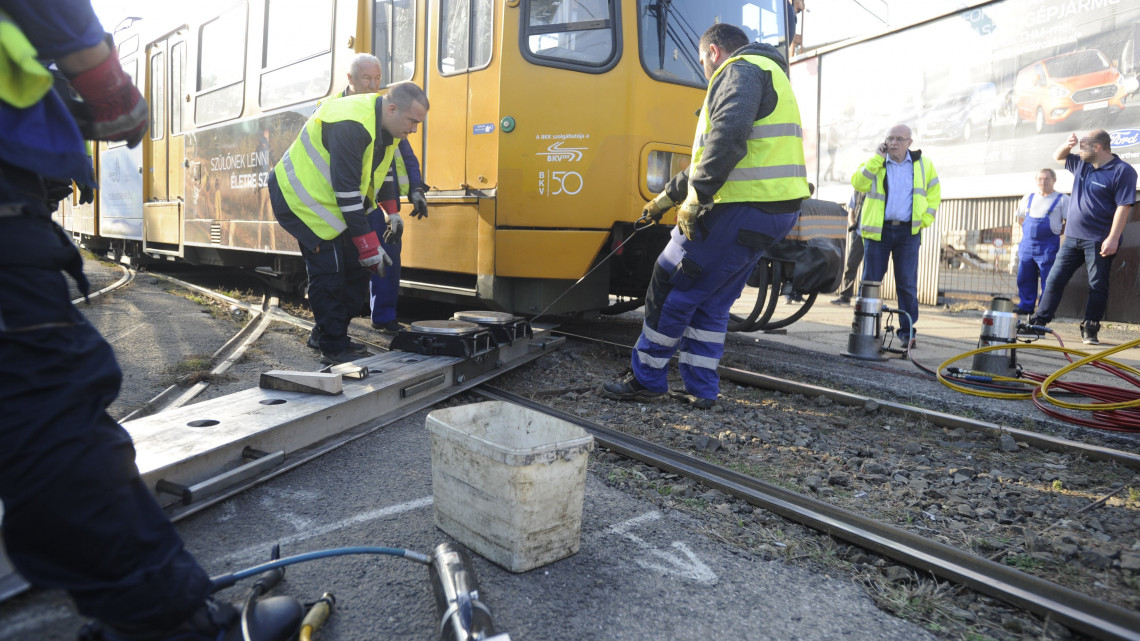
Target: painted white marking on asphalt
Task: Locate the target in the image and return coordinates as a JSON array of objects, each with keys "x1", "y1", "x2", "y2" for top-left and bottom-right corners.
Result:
[
  {"x1": 211, "y1": 496, "x2": 433, "y2": 567},
  {"x1": 103, "y1": 323, "x2": 146, "y2": 344},
  {"x1": 598, "y1": 511, "x2": 718, "y2": 584}
]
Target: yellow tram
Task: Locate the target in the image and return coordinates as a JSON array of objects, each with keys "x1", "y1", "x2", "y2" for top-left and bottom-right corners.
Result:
[{"x1": 56, "y1": 0, "x2": 796, "y2": 315}]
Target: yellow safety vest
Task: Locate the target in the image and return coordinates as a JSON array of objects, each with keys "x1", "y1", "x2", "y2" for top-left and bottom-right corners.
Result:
[
  {"x1": 0, "y1": 10, "x2": 52, "y2": 108},
  {"x1": 373, "y1": 147, "x2": 408, "y2": 202},
  {"x1": 691, "y1": 53, "x2": 809, "y2": 204},
  {"x1": 273, "y1": 93, "x2": 397, "y2": 239},
  {"x1": 852, "y1": 153, "x2": 940, "y2": 240}
]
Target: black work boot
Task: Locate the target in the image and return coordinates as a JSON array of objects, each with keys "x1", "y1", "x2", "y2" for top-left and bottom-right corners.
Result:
[
  {"x1": 1080, "y1": 321, "x2": 1101, "y2": 345},
  {"x1": 79, "y1": 599, "x2": 239, "y2": 641},
  {"x1": 308, "y1": 332, "x2": 367, "y2": 352},
  {"x1": 79, "y1": 595, "x2": 303, "y2": 641},
  {"x1": 600, "y1": 371, "x2": 661, "y2": 401}
]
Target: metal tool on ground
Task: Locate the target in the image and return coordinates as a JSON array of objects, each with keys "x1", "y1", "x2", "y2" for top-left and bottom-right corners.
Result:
[
  {"x1": 390, "y1": 320, "x2": 496, "y2": 358},
  {"x1": 451, "y1": 311, "x2": 532, "y2": 346},
  {"x1": 208, "y1": 543, "x2": 512, "y2": 641},
  {"x1": 841, "y1": 281, "x2": 887, "y2": 361},
  {"x1": 429, "y1": 543, "x2": 510, "y2": 641},
  {"x1": 972, "y1": 296, "x2": 1019, "y2": 378},
  {"x1": 298, "y1": 593, "x2": 335, "y2": 641}
]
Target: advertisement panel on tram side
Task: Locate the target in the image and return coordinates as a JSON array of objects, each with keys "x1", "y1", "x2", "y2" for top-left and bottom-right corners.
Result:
[{"x1": 183, "y1": 108, "x2": 312, "y2": 253}]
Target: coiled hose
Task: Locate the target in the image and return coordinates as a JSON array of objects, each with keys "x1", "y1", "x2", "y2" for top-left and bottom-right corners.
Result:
[{"x1": 924, "y1": 332, "x2": 1140, "y2": 432}]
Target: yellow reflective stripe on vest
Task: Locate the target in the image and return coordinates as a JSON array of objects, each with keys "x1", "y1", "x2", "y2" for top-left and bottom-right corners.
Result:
[
  {"x1": 690, "y1": 54, "x2": 809, "y2": 204},
  {"x1": 0, "y1": 11, "x2": 52, "y2": 108},
  {"x1": 377, "y1": 146, "x2": 409, "y2": 197},
  {"x1": 274, "y1": 94, "x2": 390, "y2": 240}
]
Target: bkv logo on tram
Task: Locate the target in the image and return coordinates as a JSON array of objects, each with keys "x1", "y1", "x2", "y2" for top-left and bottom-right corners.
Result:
[{"x1": 538, "y1": 141, "x2": 587, "y2": 162}]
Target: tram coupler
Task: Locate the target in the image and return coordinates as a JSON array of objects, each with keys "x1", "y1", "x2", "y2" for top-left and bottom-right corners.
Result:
[
  {"x1": 972, "y1": 296, "x2": 1019, "y2": 377},
  {"x1": 841, "y1": 281, "x2": 887, "y2": 361},
  {"x1": 429, "y1": 543, "x2": 510, "y2": 641}
]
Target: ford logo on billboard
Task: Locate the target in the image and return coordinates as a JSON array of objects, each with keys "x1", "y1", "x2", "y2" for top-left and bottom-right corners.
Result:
[{"x1": 1110, "y1": 129, "x2": 1140, "y2": 148}]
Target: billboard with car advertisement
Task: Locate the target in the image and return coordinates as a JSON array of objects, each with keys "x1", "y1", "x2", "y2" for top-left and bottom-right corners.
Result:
[{"x1": 803, "y1": 0, "x2": 1140, "y2": 200}]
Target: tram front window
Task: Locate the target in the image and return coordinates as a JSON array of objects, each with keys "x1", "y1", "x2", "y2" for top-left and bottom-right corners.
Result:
[{"x1": 639, "y1": 0, "x2": 788, "y2": 87}]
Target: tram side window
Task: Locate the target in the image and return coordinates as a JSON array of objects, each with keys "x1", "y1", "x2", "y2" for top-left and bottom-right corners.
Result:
[
  {"x1": 261, "y1": 0, "x2": 334, "y2": 108},
  {"x1": 171, "y1": 42, "x2": 185, "y2": 135},
  {"x1": 638, "y1": 0, "x2": 784, "y2": 87},
  {"x1": 118, "y1": 34, "x2": 138, "y2": 58},
  {"x1": 196, "y1": 4, "x2": 247, "y2": 124},
  {"x1": 150, "y1": 52, "x2": 164, "y2": 139},
  {"x1": 523, "y1": 0, "x2": 617, "y2": 70},
  {"x1": 374, "y1": 0, "x2": 416, "y2": 85},
  {"x1": 439, "y1": 0, "x2": 493, "y2": 75}
]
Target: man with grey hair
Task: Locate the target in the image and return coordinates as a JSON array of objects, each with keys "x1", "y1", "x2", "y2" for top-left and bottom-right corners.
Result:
[
  {"x1": 851, "y1": 124, "x2": 940, "y2": 347},
  {"x1": 340, "y1": 54, "x2": 429, "y2": 334}
]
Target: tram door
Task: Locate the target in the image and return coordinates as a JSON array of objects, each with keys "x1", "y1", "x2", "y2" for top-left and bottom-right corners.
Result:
[
  {"x1": 145, "y1": 41, "x2": 167, "y2": 201},
  {"x1": 143, "y1": 35, "x2": 183, "y2": 249},
  {"x1": 426, "y1": 0, "x2": 497, "y2": 192}
]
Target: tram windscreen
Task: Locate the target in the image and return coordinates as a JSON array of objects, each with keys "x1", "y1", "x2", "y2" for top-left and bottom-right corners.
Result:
[{"x1": 639, "y1": 0, "x2": 788, "y2": 87}]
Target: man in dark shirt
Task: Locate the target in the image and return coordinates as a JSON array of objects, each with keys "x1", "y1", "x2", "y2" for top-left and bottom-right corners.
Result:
[{"x1": 1029, "y1": 130, "x2": 1136, "y2": 345}]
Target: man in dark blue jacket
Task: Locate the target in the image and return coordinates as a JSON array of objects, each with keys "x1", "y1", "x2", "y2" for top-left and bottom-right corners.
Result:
[{"x1": 1029, "y1": 130, "x2": 1136, "y2": 345}]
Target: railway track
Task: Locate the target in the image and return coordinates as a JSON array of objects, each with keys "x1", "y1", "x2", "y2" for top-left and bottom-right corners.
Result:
[
  {"x1": 488, "y1": 332, "x2": 1140, "y2": 641},
  {"x1": 48, "y1": 263, "x2": 1140, "y2": 639},
  {"x1": 474, "y1": 385, "x2": 1140, "y2": 641}
]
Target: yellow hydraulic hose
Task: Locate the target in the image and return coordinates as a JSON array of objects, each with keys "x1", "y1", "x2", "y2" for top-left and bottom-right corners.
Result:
[
  {"x1": 935, "y1": 338, "x2": 1140, "y2": 409},
  {"x1": 1038, "y1": 336, "x2": 1140, "y2": 411}
]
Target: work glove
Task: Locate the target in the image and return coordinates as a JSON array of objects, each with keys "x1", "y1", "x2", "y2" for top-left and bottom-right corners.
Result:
[
  {"x1": 67, "y1": 35, "x2": 148, "y2": 148},
  {"x1": 676, "y1": 194, "x2": 706, "y2": 242},
  {"x1": 642, "y1": 191, "x2": 675, "y2": 222},
  {"x1": 383, "y1": 212, "x2": 404, "y2": 245},
  {"x1": 409, "y1": 190, "x2": 428, "y2": 219},
  {"x1": 352, "y1": 231, "x2": 392, "y2": 277},
  {"x1": 79, "y1": 182, "x2": 95, "y2": 205}
]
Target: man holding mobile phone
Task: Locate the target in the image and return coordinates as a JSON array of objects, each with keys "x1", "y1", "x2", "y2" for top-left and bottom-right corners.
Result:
[{"x1": 850, "y1": 124, "x2": 940, "y2": 347}]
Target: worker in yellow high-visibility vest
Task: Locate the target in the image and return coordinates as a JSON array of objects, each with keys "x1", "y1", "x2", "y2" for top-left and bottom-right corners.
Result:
[
  {"x1": 601, "y1": 23, "x2": 809, "y2": 409},
  {"x1": 268, "y1": 81, "x2": 429, "y2": 364}
]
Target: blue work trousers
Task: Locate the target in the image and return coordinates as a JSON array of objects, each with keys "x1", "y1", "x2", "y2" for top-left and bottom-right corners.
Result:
[
  {"x1": 631, "y1": 204, "x2": 799, "y2": 400},
  {"x1": 1033, "y1": 237, "x2": 1116, "y2": 323},
  {"x1": 367, "y1": 202, "x2": 401, "y2": 325},
  {"x1": 0, "y1": 215, "x2": 210, "y2": 630},
  {"x1": 861, "y1": 223, "x2": 920, "y2": 339},
  {"x1": 301, "y1": 234, "x2": 371, "y2": 353}
]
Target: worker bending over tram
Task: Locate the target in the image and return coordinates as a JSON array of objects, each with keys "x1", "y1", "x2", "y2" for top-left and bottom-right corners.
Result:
[
  {"x1": 602, "y1": 23, "x2": 809, "y2": 409},
  {"x1": 337, "y1": 54, "x2": 428, "y2": 334},
  {"x1": 268, "y1": 81, "x2": 429, "y2": 364}
]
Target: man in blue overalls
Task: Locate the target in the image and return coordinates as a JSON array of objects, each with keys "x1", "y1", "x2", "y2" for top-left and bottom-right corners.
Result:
[
  {"x1": 600, "y1": 24, "x2": 808, "y2": 409},
  {"x1": 1014, "y1": 168, "x2": 1067, "y2": 316}
]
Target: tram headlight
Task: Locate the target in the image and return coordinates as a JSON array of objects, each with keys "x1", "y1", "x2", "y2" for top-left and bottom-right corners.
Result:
[{"x1": 646, "y1": 150, "x2": 690, "y2": 194}]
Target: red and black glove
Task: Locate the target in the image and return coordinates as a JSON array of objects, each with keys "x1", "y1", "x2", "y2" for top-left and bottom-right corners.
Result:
[
  {"x1": 67, "y1": 35, "x2": 148, "y2": 147},
  {"x1": 352, "y1": 231, "x2": 392, "y2": 276}
]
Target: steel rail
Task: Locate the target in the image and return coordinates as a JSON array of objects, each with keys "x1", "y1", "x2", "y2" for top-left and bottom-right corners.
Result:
[
  {"x1": 555, "y1": 330, "x2": 1140, "y2": 471},
  {"x1": 475, "y1": 385, "x2": 1140, "y2": 641},
  {"x1": 71, "y1": 262, "x2": 133, "y2": 305}
]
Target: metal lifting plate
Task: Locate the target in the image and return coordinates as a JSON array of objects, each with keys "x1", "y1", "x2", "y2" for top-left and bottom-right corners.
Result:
[
  {"x1": 408, "y1": 320, "x2": 482, "y2": 335},
  {"x1": 452, "y1": 310, "x2": 519, "y2": 325}
]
